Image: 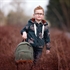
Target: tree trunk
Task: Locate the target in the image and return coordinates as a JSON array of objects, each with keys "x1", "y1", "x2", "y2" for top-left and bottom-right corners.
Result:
[
  {"x1": 59, "y1": 0, "x2": 70, "y2": 30},
  {"x1": 52, "y1": 7, "x2": 67, "y2": 31}
]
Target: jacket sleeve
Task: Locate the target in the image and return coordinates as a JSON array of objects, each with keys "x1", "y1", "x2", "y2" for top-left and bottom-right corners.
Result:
[
  {"x1": 44, "y1": 24, "x2": 51, "y2": 50},
  {"x1": 21, "y1": 23, "x2": 30, "y2": 35}
]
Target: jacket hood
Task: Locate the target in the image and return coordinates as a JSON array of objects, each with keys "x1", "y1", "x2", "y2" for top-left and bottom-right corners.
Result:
[{"x1": 28, "y1": 18, "x2": 47, "y2": 24}]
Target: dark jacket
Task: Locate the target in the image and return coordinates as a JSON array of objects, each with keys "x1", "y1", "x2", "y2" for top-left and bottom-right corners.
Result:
[{"x1": 21, "y1": 18, "x2": 50, "y2": 50}]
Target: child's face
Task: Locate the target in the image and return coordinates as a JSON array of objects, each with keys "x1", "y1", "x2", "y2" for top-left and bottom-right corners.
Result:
[{"x1": 33, "y1": 9, "x2": 44, "y2": 21}]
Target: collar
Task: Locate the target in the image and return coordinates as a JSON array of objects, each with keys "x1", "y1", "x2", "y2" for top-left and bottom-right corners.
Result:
[{"x1": 31, "y1": 18, "x2": 46, "y2": 24}]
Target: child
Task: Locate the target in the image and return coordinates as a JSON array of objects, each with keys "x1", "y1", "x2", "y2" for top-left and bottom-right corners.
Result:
[{"x1": 21, "y1": 5, "x2": 50, "y2": 64}]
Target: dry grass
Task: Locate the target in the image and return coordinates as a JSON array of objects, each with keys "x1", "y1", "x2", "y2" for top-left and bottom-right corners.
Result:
[{"x1": 0, "y1": 26, "x2": 70, "y2": 70}]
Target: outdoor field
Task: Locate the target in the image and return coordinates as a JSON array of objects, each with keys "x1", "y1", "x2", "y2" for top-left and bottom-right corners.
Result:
[{"x1": 0, "y1": 25, "x2": 70, "y2": 70}]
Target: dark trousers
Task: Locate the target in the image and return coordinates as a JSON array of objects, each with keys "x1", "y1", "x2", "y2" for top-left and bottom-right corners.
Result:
[{"x1": 33, "y1": 47, "x2": 43, "y2": 64}]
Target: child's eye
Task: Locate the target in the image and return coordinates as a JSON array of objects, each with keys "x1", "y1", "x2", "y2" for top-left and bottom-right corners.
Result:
[{"x1": 35, "y1": 13, "x2": 44, "y2": 15}]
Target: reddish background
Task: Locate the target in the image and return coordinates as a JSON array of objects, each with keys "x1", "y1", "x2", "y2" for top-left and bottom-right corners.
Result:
[{"x1": 0, "y1": 25, "x2": 70, "y2": 70}]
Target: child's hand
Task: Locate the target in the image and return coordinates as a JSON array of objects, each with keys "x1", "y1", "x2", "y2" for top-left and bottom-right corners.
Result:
[
  {"x1": 46, "y1": 50, "x2": 50, "y2": 54},
  {"x1": 22, "y1": 31, "x2": 27, "y2": 39}
]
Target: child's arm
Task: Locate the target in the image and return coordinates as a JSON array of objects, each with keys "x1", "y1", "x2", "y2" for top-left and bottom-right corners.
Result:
[
  {"x1": 21, "y1": 23, "x2": 30, "y2": 34},
  {"x1": 44, "y1": 24, "x2": 51, "y2": 53},
  {"x1": 21, "y1": 23, "x2": 30, "y2": 39}
]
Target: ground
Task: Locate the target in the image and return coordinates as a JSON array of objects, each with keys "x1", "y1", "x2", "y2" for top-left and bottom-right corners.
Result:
[{"x1": 0, "y1": 25, "x2": 70, "y2": 70}]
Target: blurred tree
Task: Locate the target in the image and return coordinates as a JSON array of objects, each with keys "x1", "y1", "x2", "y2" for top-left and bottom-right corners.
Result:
[
  {"x1": 6, "y1": 0, "x2": 30, "y2": 25},
  {"x1": 0, "y1": 10, "x2": 6, "y2": 26},
  {"x1": 0, "y1": 0, "x2": 2, "y2": 11},
  {"x1": 7, "y1": 10, "x2": 30, "y2": 25},
  {"x1": 59, "y1": 0, "x2": 70, "y2": 30},
  {"x1": 0, "y1": 1, "x2": 6, "y2": 26},
  {"x1": 10, "y1": 0, "x2": 26, "y2": 12},
  {"x1": 45, "y1": 0, "x2": 70, "y2": 31}
]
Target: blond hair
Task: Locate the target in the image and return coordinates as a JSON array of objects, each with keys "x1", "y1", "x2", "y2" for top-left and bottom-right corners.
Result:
[{"x1": 34, "y1": 5, "x2": 44, "y2": 13}]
